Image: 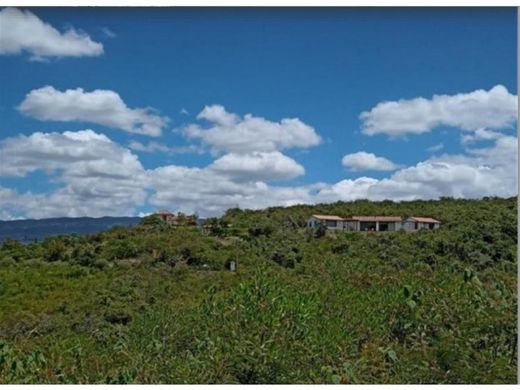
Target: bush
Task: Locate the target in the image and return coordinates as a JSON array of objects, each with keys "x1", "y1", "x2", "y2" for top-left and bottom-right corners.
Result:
[
  {"x1": 0, "y1": 197, "x2": 516, "y2": 384},
  {"x1": 139, "y1": 215, "x2": 166, "y2": 227},
  {"x1": 43, "y1": 238, "x2": 69, "y2": 262},
  {"x1": 104, "y1": 240, "x2": 140, "y2": 260},
  {"x1": 248, "y1": 224, "x2": 274, "y2": 237},
  {"x1": 314, "y1": 224, "x2": 327, "y2": 238}
]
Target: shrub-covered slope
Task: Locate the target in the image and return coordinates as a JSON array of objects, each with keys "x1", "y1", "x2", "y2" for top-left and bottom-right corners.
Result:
[{"x1": 0, "y1": 197, "x2": 517, "y2": 383}]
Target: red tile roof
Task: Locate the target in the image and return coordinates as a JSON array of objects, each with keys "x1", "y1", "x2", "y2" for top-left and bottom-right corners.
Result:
[
  {"x1": 352, "y1": 216, "x2": 402, "y2": 222},
  {"x1": 311, "y1": 214, "x2": 344, "y2": 221},
  {"x1": 408, "y1": 217, "x2": 441, "y2": 223},
  {"x1": 309, "y1": 214, "x2": 440, "y2": 224}
]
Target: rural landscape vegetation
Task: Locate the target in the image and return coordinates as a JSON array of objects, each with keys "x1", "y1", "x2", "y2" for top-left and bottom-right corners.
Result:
[
  {"x1": 0, "y1": 6, "x2": 517, "y2": 385},
  {"x1": 0, "y1": 197, "x2": 517, "y2": 383}
]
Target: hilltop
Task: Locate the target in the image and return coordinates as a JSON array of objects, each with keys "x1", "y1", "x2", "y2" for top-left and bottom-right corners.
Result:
[
  {"x1": 0, "y1": 197, "x2": 517, "y2": 383},
  {"x1": 0, "y1": 216, "x2": 141, "y2": 243}
]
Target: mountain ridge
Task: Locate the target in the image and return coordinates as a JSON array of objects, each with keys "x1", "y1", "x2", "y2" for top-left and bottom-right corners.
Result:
[{"x1": 0, "y1": 216, "x2": 142, "y2": 243}]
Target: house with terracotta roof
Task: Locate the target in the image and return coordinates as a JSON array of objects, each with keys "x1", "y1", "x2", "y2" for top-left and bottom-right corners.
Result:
[
  {"x1": 153, "y1": 210, "x2": 198, "y2": 226},
  {"x1": 351, "y1": 216, "x2": 403, "y2": 232},
  {"x1": 403, "y1": 216, "x2": 441, "y2": 231},
  {"x1": 306, "y1": 214, "x2": 346, "y2": 230},
  {"x1": 154, "y1": 210, "x2": 177, "y2": 223},
  {"x1": 306, "y1": 214, "x2": 441, "y2": 232}
]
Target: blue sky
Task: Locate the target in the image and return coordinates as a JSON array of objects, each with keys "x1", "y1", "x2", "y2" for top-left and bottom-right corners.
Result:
[{"x1": 0, "y1": 7, "x2": 517, "y2": 219}]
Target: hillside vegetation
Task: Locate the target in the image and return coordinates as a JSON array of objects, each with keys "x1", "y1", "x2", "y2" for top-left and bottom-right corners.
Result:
[{"x1": 0, "y1": 197, "x2": 517, "y2": 383}]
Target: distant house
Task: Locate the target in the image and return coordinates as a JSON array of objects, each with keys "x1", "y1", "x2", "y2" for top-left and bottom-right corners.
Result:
[
  {"x1": 351, "y1": 216, "x2": 403, "y2": 232},
  {"x1": 306, "y1": 215, "x2": 345, "y2": 230},
  {"x1": 306, "y1": 214, "x2": 440, "y2": 232},
  {"x1": 153, "y1": 210, "x2": 198, "y2": 226},
  {"x1": 403, "y1": 217, "x2": 441, "y2": 231},
  {"x1": 154, "y1": 210, "x2": 177, "y2": 223}
]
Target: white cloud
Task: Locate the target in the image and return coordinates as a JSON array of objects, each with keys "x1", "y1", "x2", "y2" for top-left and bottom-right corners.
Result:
[
  {"x1": 183, "y1": 105, "x2": 322, "y2": 153},
  {"x1": 1, "y1": 133, "x2": 517, "y2": 219},
  {"x1": 0, "y1": 112, "x2": 517, "y2": 219},
  {"x1": 0, "y1": 184, "x2": 146, "y2": 220},
  {"x1": 426, "y1": 143, "x2": 444, "y2": 153},
  {"x1": 0, "y1": 129, "x2": 143, "y2": 178},
  {"x1": 317, "y1": 135, "x2": 517, "y2": 202},
  {"x1": 0, "y1": 129, "x2": 310, "y2": 218},
  {"x1": 128, "y1": 140, "x2": 203, "y2": 155},
  {"x1": 128, "y1": 140, "x2": 171, "y2": 154},
  {"x1": 209, "y1": 151, "x2": 305, "y2": 182},
  {"x1": 147, "y1": 164, "x2": 315, "y2": 217},
  {"x1": 0, "y1": 7, "x2": 103, "y2": 60},
  {"x1": 460, "y1": 128, "x2": 505, "y2": 145},
  {"x1": 18, "y1": 86, "x2": 169, "y2": 136},
  {"x1": 360, "y1": 85, "x2": 518, "y2": 137},
  {"x1": 0, "y1": 127, "x2": 313, "y2": 218},
  {"x1": 313, "y1": 177, "x2": 380, "y2": 203},
  {"x1": 342, "y1": 151, "x2": 400, "y2": 171},
  {"x1": 100, "y1": 27, "x2": 116, "y2": 38},
  {"x1": 148, "y1": 165, "x2": 255, "y2": 216},
  {"x1": 0, "y1": 130, "x2": 147, "y2": 218}
]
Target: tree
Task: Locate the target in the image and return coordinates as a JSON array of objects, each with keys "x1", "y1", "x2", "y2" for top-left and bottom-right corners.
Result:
[
  {"x1": 314, "y1": 223, "x2": 327, "y2": 238},
  {"x1": 139, "y1": 214, "x2": 166, "y2": 227}
]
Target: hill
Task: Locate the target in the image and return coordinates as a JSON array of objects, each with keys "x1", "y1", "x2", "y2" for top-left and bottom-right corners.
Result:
[
  {"x1": 0, "y1": 197, "x2": 517, "y2": 384},
  {"x1": 0, "y1": 216, "x2": 141, "y2": 243}
]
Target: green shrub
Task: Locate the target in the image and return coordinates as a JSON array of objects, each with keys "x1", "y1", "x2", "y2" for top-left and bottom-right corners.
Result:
[{"x1": 43, "y1": 238, "x2": 69, "y2": 262}]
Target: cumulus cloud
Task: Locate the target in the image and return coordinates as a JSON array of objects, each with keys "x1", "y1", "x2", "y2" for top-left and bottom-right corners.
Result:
[
  {"x1": 1, "y1": 131, "x2": 517, "y2": 219},
  {"x1": 316, "y1": 135, "x2": 517, "y2": 202},
  {"x1": 313, "y1": 177, "x2": 380, "y2": 203},
  {"x1": 3, "y1": 133, "x2": 516, "y2": 219},
  {"x1": 128, "y1": 140, "x2": 203, "y2": 155},
  {"x1": 0, "y1": 100, "x2": 517, "y2": 219},
  {"x1": 0, "y1": 129, "x2": 143, "y2": 178},
  {"x1": 147, "y1": 164, "x2": 316, "y2": 216},
  {"x1": 360, "y1": 85, "x2": 518, "y2": 137},
  {"x1": 0, "y1": 184, "x2": 146, "y2": 220},
  {"x1": 0, "y1": 129, "x2": 310, "y2": 218},
  {"x1": 18, "y1": 86, "x2": 169, "y2": 136},
  {"x1": 0, "y1": 7, "x2": 103, "y2": 60},
  {"x1": 150, "y1": 132, "x2": 516, "y2": 216},
  {"x1": 342, "y1": 151, "x2": 400, "y2": 171},
  {"x1": 460, "y1": 128, "x2": 505, "y2": 145},
  {"x1": 0, "y1": 130, "x2": 147, "y2": 218},
  {"x1": 209, "y1": 151, "x2": 305, "y2": 182},
  {"x1": 183, "y1": 105, "x2": 322, "y2": 153}
]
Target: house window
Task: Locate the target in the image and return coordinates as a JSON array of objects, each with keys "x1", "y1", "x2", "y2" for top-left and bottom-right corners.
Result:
[
  {"x1": 428, "y1": 223, "x2": 434, "y2": 229},
  {"x1": 325, "y1": 220, "x2": 337, "y2": 227},
  {"x1": 360, "y1": 221, "x2": 376, "y2": 231},
  {"x1": 415, "y1": 222, "x2": 418, "y2": 230}
]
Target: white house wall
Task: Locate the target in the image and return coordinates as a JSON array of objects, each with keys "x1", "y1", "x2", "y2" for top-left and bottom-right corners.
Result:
[{"x1": 307, "y1": 217, "x2": 439, "y2": 232}]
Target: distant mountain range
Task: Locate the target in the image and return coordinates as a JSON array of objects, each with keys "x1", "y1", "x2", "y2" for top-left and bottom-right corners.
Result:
[{"x1": 0, "y1": 217, "x2": 142, "y2": 243}]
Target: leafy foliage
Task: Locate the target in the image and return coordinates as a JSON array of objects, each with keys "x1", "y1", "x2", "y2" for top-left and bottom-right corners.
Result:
[{"x1": 0, "y1": 197, "x2": 516, "y2": 383}]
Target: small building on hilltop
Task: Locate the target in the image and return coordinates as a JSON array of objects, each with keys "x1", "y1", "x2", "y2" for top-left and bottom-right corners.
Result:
[
  {"x1": 306, "y1": 215, "x2": 345, "y2": 230},
  {"x1": 351, "y1": 216, "x2": 403, "y2": 232},
  {"x1": 152, "y1": 210, "x2": 198, "y2": 226},
  {"x1": 154, "y1": 210, "x2": 177, "y2": 224},
  {"x1": 403, "y1": 217, "x2": 441, "y2": 231},
  {"x1": 306, "y1": 214, "x2": 441, "y2": 232}
]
